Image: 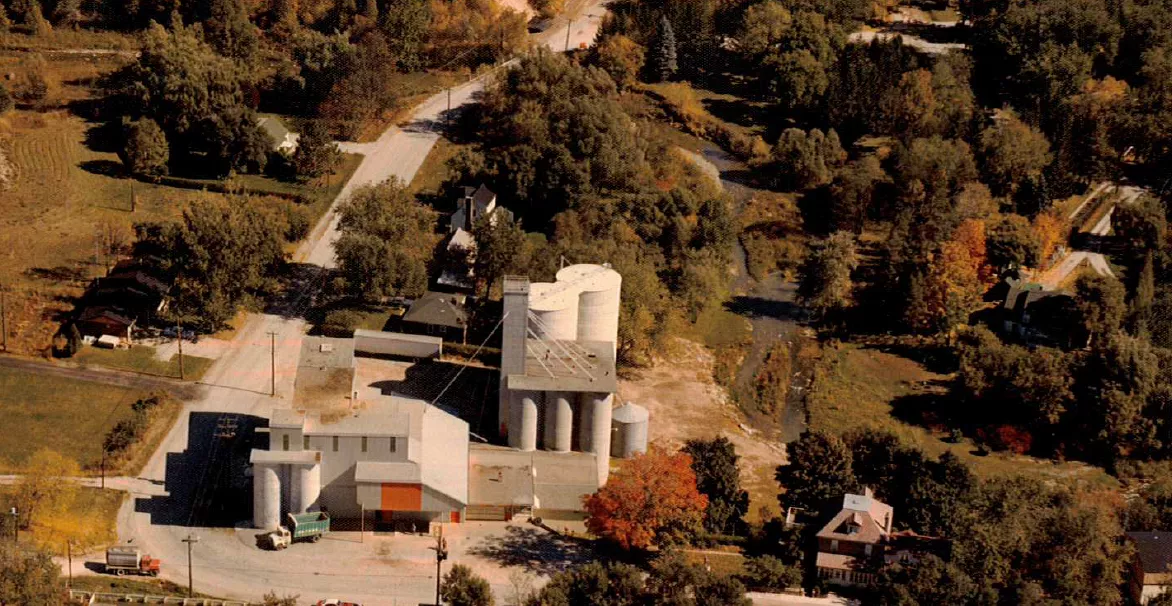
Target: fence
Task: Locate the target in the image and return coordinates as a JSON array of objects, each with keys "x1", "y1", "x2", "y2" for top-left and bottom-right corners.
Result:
[{"x1": 68, "y1": 590, "x2": 251, "y2": 606}]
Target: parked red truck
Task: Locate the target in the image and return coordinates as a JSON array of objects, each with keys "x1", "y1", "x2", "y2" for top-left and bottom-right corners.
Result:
[{"x1": 105, "y1": 546, "x2": 161, "y2": 576}]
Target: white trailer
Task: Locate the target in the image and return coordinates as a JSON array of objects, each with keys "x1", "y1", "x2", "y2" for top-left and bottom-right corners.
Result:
[{"x1": 354, "y1": 329, "x2": 442, "y2": 359}]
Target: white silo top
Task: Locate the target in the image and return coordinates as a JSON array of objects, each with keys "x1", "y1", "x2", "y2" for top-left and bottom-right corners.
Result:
[
  {"x1": 528, "y1": 282, "x2": 578, "y2": 311},
  {"x1": 556, "y1": 264, "x2": 622, "y2": 293},
  {"x1": 612, "y1": 402, "x2": 649, "y2": 423}
]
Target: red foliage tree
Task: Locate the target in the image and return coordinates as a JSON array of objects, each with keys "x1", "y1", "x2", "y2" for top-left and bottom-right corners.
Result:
[{"x1": 583, "y1": 447, "x2": 708, "y2": 550}]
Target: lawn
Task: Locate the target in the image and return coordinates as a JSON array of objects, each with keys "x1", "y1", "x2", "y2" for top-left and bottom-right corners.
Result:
[
  {"x1": 806, "y1": 342, "x2": 1119, "y2": 490},
  {"x1": 0, "y1": 366, "x2": 161, "y2": 471},
  {"x1": 409, "y1": 136, "x2": 468, "y2": 200},
  {"x1": 691, "y1": 305, "x2": 752, "y2": 349},
  {"x1": 0, "y1": 486, "x2": 123, "y2": 555},
  {"x1": 72, "y1": 345, "x2": 214, "y2": 380}
]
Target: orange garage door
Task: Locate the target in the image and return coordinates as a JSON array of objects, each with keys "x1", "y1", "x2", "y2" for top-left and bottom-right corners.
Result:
[{"x1": 381, "y1": 483, "x2": 423, "y2": 511}]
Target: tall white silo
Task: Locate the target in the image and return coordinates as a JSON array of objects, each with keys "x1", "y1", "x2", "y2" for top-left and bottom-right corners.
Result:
[
  {"x1": 527, "y1": 282, "x2": 579, "y2": 342},
  {"x1": 557, "y1": 264, "x2": 622, "y2": 348}
]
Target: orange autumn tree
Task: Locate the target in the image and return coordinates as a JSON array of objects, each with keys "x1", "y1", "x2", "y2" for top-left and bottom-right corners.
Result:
[
  {"x1": 1032, "y1": 210, "x2": 1067, "y2": 269},
  {"x1": 907, "y1": 219, "x2": 995, "y2": 332},
  {"x1": 584, "y1": 447, "x2": 708, "y2": 550}
]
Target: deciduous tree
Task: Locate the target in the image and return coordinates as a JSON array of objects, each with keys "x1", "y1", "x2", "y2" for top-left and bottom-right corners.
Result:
[
  {"x1": 1074, "y1": 274, "x2": 1127, "y2": 348},
  {"x1": 986, "y1": 214, "x2": 1040, "y2": 275},
  {"x1": 977, "y1": 110, "x2": 1052, "y2": 198},
  {"x1": 442, "y1": 564, "x2": 494, "y2": 606},
  {"x1": 775, "y1": 431, "x2": 856, "y2": 512},
  {"x1": 292, "y1": 119, "x2": 341, "y2": 180},
  {"x1": 334, "y1": 178, "x2": 437, "y2": 300},
  {"x1": 594, "y1": 34, "x2": 644, "y2": 91},
  {"x1": 120, "y1": 118, "x2": 170, "y2": 176},
  {"x1": 0, "y1": 543, "x2": 63, "y2": 605},
  {"x1": 797, "y1": 231, "x2": 857, "y2": 319},
  {"x1": 682, "y1": 437, "x2": 749, "y2": 535},
  {"x1": 584, "y1": 447, "x2": 708, "y2": 550},
  {"x1": 15, "y1": 449, "x2": 79, "y2": 530}
]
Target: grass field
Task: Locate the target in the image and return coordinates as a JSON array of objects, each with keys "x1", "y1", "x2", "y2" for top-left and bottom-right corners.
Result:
[
  {"x1": 0, "y1": 486, "x2": 123, "y2": 554},
  {"x1": 72, "y1": 345, "x2": 214, "y2": 380},
  {"x1": 69, "y1": 576, "x2": 224, "y2": 599},
  {"x1": 806, "y1": 342, "x2": 1119, "y2": 489},
  {"x1": 409, "y1": 136, "x2": 467, "y2": 199},
  {"x1": 0, "y1": 365, "x2": 155, "y2": 471}
]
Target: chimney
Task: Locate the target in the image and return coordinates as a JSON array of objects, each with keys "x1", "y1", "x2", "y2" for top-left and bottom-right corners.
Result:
[{"x1": 864, "y1": 486, "x2": 874, "y2": 498}]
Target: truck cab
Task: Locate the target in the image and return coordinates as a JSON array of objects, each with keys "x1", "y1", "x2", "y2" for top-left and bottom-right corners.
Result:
[{"x1": 262, "y1": 527, "x2": 292, "y2": 550}]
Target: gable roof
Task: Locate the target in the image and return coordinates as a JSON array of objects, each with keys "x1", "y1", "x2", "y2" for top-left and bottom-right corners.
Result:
[
  {"x1": 258, "y1": 116, "x2": 293, "y2": 143},
  {"x1": 470, "y1": 184, "x2": 496, "y2": 214},
  {"x1": 1129, "y1": 532, "x2": 1172, "y2": 575},
  {"x1": 403, "y1": 291, "x2": 468, "y2": 330},
  {"x1": 816, "y1": 492, "x2": 893, "y2": 545}
]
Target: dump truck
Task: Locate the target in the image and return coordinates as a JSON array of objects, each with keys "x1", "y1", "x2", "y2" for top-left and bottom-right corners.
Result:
[
  {"x1": 105, "y1": 546, "x2": 160, "y2": 577},
  {"x1": 262, "y1": 512, "x2": 331, "y2": 550}
]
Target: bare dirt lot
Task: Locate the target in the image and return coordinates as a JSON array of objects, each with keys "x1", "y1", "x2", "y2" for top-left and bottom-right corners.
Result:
[{"x1": 618, "y1": 338, "x2": 788, "y2": 522}]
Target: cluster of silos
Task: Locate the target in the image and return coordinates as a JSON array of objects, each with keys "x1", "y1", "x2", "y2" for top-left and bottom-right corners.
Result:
[
  {"x1": 252, "y1": 457, "x2": 321, "y2": 530},
  {"x1": 499, "y1": 265, "x2": 624, "y2": 486}
]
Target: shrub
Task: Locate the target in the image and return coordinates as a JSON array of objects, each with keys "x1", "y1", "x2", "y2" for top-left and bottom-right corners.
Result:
[
  {"x1": 281, "y1": 202, "x2": 311, "y2": 242},
  {"x1": 977, "y1": 425, "x2": 1033, "y2": 455},
  {"x1": 741, "y1": 555, "x2": 802, "y2": 592},
  {"x1": 321, "y1": 309, "x2": 364, "y2": 337}
]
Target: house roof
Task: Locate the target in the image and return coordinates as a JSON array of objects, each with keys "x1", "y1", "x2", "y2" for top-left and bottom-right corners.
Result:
[
  {"x1": 1129, "y1": 532, "x2": 1172, "y2": 575},
  {"x1": 355, "y1": 461, "x2": 420, "y2": 484},
  {"x1": 104, "y1": 269, "x2": 169, "y2": 296},
  {"x1": 78, "y1": 306, "x2": 135, "y2": 327},
  {"x1": 816, "y1": 492, "x2": 893, "y2": 545},
  {"x1": 449, "y1": 228, "x2": 475, "y2": 251},
  {"x1": 403, "y1": 291, "x2": 468, "y2": 330},
  {"x1": 816, "y1": 552, "x2": 859, "y2": 571},
  {"x1": 258, "y1": 116, "x2": 293, "y2": 143},
  {"x1": 470, "y1": 184, "x2": 496, "y2": 214}
]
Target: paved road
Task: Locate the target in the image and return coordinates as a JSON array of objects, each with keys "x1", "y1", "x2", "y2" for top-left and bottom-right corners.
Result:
[{"x1": 111, "y1": 4, "x2": 613, "y2": 604}]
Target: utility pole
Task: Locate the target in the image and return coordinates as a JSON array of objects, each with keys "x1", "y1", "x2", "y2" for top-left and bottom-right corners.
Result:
[
  {"x1": 182, "y1": 534, "x2": 199, "y2": 597},
  {"x1": 9, "y1": 508, "x2": 17, "y2": 542},
  {"x1": 130, "y1": 180, "x2": 136, "y2": 213},
  {"x1": 565, "y1": 19, "x2": 573, "y2": 52},
  {"x1": 100, "y1": 449, "x2": 105, "y2": 489},
  {"x1": 176, "y1": 317, "x2": 184, "y2": 380},
  {"x1": 66, "y1": 541, "x2": 72, "y2": 588},
  {"x1": 268, "y1": 331, "x2": 277, "y2": 396},
  {"x1": 0, "y1": 283, "x2": 7, "y2": 352},
  {"x1": 432, "y1": 528, "x2": 448, "y2": 606}
]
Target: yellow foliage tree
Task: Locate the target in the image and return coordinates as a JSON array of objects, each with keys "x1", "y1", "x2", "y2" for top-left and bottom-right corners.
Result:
[
  {"x1": 1032, "y1": 210, "x2": 1067, "y2": 269},
  {"x1": 15, "y1": 449, "x2": 79, "y2": 533},
  {"x1": 907, "y1": 220, "x2": 993, "y2": 332}
]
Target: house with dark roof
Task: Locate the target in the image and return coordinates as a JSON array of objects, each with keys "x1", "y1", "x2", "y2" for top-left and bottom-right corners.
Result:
[
  {"x1": 401, "y1": 291, "x2": 469, "y2": 343},
  {"x1": 77, "y1": 258, "x2": 171, "y2": 339},
  {"x1": 1128, "y1": 532, "x2": 1172, "y2": 604},
  {"x1": 1001, "y1": 278, "x2": 1078, "y2": 346},
  {"x1": 815, "y1": 488, "x2": 893, "y2": 587},
  {"x1": 77, "y1": 306, "x2": 136, "y2": 340}
]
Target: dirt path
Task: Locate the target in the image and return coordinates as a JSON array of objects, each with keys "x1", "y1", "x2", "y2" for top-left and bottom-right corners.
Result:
[{"x1": 687, "y1": 145, "x2": 810, "y2": 442}]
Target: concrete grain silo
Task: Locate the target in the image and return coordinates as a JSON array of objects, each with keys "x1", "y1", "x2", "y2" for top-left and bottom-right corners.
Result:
[
  {"x1": 610, "y1": 402, "x2": 649, "y2": 459},
  {"x1": 543, "y1": 391, "x2": 574, "y2": 452},
  {"x1": 252, "y1": 462, "x2": 281, "y2": 530},
  {"x1": 528, "y1": 282, "x2": 579, "y2": 341},
  {"x1": 556, "y1": 264, "x2": 622, "y2": 348},
  {"x1": 508, "y1": 390, "x2": 542, "y2": 452}
]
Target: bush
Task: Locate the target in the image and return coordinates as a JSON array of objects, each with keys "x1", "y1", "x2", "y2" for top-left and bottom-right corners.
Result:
[
  {"x1": 741, "y1": 555, "x2": 802, "y2": 592},
  {"x1": 977, "y1": 425, "x2": 1033, "y2": 455},
  {"x1": 281, "y1": 202, "x2": 311, "y2": 242},
  {"x1": 120, "y1": 118, "x2": 169, "y2": 176},
  {"x1": 103, "y1": 415, "x2": 146, "y2": 455}
]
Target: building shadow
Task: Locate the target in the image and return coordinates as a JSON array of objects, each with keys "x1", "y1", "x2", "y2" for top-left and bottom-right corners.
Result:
[
  {"x1": 134, "y1": 411, "x2": 266, "y2": 528},
  {"x1": 264, "y1": 263, "x2": 333, "y2": 321},
  {"x1": 466, "y1": 525, "x2": 594, "y2": 576},
  {"x1": 367, "y1": 360, "x2": 497, "y2": 435}
]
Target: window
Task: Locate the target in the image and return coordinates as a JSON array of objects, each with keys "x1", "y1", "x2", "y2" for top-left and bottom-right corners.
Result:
[
  {"x1": 282, "y1": 434, "x2": 289, "y2": 451},
  {"x1": 332, "y1": 436, "x2": 339, "y2": 452},
  {"x1": 361, "y1": 436, "x2": 367, "y2": 453},
  {"x1": 389, "y1": 438, "x2": 397, "y2": 453},
  {"x1": 864, "y1": 544, "x2": 873, "y2": 556},
  {"x1": 303, "y1": 435, "x2": 310, "y2": 450},
  {"x1": 830, "y1": 539, "x2": 839, "y2": 552}
]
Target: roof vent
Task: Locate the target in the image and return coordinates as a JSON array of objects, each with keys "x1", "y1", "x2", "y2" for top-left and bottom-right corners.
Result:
[{"x1": 320, "y1": 343, "x2": 334, "y2": 353}]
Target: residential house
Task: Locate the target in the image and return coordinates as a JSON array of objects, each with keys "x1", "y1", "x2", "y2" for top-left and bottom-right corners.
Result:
[
  {"x1": 401, "y1": 291, "x2": 469, "y2": 343},
  {"x1": 77, "y1": 259, "x2": 171, "y2": 339},
  {"x1": 815, "y1": 488, "x2": 893, "y2": 587},
  {"x1": 1128, "y1": 532, "x2": 1172, "y2": 604},
  {"x1": 258, "y1": 116, "x2": 300, "y2": 154},
  {"x1": 438, "y1": 228, "x2": 477, "y2": 291},
  {"x1": 449, "y1": 184, "x2": 513, "y2": 233},
  {"x1": 1001, "y1": 277, "x2": 1077, "y2": 346},
  {"x1": 76, "y1": 306, "x2": 136, "y2": 341}
]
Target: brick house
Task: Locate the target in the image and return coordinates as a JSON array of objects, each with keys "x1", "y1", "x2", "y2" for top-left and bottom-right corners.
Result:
[{"x1": 815, "y1": 488, "x2": 893, "y2": 587}]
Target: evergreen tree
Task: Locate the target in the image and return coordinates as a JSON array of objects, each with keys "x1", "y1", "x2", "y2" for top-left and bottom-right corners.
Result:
[
  {"x1": 649, "y1": 15, "x2": 678, "y2": 82},
  {"x1": 1132, "y1": 252, "x2": 1156, "y2": 336}
]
